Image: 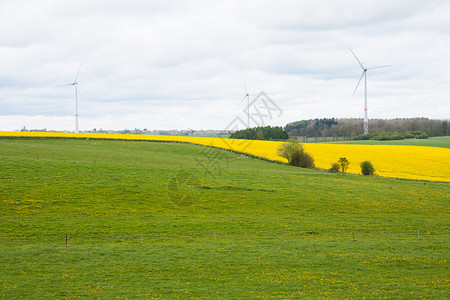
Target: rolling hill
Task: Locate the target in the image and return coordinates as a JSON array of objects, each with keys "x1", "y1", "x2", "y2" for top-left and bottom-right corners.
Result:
[{"x1": 0, "y1": 137, "x2": 448, "y2": 298}]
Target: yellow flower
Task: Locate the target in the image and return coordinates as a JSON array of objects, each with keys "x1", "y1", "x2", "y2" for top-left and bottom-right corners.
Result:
[{"x1": 1, "y1": 131, "x2": 448, "y2": 182}]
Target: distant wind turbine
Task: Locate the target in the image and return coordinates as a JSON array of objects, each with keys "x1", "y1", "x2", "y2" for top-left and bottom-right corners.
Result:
[
  {"x1": 349, "y1": 48, "x2": 391, "y2": 134},
  {"x1": 65, "y1": 64, "x2": 82, "y2": 133},
  {"x1": 240, "y1": 80, "x2": 250, "y2": 128}
]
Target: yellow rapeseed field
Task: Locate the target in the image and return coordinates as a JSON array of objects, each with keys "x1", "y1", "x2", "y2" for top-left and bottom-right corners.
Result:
[{"x1": 1, "y1": 131, "x2": 449, "y2": 182}]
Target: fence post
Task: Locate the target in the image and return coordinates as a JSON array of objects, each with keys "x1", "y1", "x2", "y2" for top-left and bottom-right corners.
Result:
[
  {"x1": 66, "y1": 234, "x2": 68, "y2": 246},
  {"x1": 214, "y1": 231, "x2": 216, "y2": 242}
]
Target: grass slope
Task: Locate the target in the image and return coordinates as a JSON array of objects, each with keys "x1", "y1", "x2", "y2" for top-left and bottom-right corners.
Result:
[{"x1": 0, "y1": 138, "x2": 449, "y2": 298}]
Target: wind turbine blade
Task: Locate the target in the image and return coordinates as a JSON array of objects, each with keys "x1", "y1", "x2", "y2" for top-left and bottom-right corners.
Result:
[
  {"x1": 368, "y1": 65, "x2": 392, "y2": 70},
  {"x1": 77, "y1": 87, "x2": 84, "y2": 100},
  {"x1": 243, "y1": 79, "x2": 248, "y2": 96},
  {"x1": 349, "y1": 47, "x2": 365, "y2": 70},
  {"x1": 74, "y1": 63, "x2": 82, "y2": 82},
  {"x1": 353, "y1": 71, "x2": 365, "y2": 95},
  {"x1": 240, "y1": 94, "x2": 247, "y2": 104}
]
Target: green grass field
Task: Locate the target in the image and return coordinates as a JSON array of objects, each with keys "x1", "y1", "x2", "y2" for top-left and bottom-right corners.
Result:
[
  {"x1": 325, "y1": 136, "x2": 450, "y2": 148},
  {"x1": 1, "y1": 138, "x2": 449, "y2": 298}
]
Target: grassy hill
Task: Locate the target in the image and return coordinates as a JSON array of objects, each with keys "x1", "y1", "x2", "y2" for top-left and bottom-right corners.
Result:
[
  {"x1": 0, "y1": 138, "x2": 448, "y2": 298},
  {"x1": 2, "y1": 131, "x2": 449, "y2": 182}
]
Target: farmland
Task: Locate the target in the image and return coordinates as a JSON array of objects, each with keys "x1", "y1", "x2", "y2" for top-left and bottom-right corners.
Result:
[
  {"x1": 327, "y1": 136, "x2": 450, "y2": 148},
  {"x1": 1, "y1": 131, "x2": 449, "y2": 182},
  {"x1": 0, "y1": 137, "x2": 449, "y2": 298}
]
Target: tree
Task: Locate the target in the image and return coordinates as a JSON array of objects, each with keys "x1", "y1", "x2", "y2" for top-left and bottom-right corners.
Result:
[
  {"x1": 277, "y1": 139, "x2": 300, "y2": 165},
  {"x1": 338, "y1": 157, "x2": 350, "y2": 173},
  {"x1": 230, "y1": 126, "x2": 288, "y2": 140},
  {"x1": 286, "y1": 118, "x2": 447, "y2": 139},
  {"x1": 360, "y1": 161, "x2": 375, "y2": 175},
  {"x1": 277, "y1": 139, "x2": 314, "y2": 168}
]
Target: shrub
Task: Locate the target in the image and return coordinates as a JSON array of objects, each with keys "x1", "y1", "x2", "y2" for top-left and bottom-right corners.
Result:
[
  {"x1": 375, "y1": 132, "x2": 404, "y2": 140},
  {"x1": 295, "y1": 151, "x2": 315, "y2": 168},
  {"x1": 329, "y1": 162, "x2": 340, "y2": 173},
  {"x1": 360, "y1": 160, "x2": 375, "y2": 175},
  {"x1": 277, "y1": 139, "x2": 315, "y2": 168},
  {"x1": 407, "y1": 131, "x2": 425, "y2": 137},
  {"x1": 416, "y1": 133, "x2": 429, "y2": 139},
  {"x1": 352, "y1": 133, "x2": 377, "y2": 140}
]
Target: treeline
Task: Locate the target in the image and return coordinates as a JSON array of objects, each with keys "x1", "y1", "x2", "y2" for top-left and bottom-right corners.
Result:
[
  {"x1": 286, "y1": 118, "x2": 448, "y2": 140},
  {"x1": 230, "y1": 126, "x2": 288, "y2": 140}
]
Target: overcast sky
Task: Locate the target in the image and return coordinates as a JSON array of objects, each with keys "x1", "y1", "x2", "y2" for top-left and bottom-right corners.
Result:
[{"x1": 0, "y1": 0, "x2": 449, "y2": 132}]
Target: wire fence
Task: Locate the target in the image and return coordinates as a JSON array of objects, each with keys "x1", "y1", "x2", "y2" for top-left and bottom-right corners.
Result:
[{"x1": 2, "y1": 230, "x2": 448, "y2": 246}]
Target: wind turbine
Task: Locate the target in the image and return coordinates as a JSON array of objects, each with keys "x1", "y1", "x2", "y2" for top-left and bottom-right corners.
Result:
[
  {"x1": 240, "y1": 80, "x2": 250, "y2": 128},
  {"x1": 349, "y1": 48, "x2": 391, "y2": 134},
  {"x1": 65, "y1": 64, "x2": 82, "y2": 133}
]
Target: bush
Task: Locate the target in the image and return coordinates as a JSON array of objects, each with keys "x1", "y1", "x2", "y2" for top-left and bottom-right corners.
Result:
[
  {"x1": 416, "y1": 133, "x2": 429, "y2": 139},
  {"x1": 277, "y1": 139, "x2": 315, "y2": 168},
  {"x1": 407, "y1": 131, "x2": 425, "y2": 137},
  {"x1": 329, "y1": 162, "x2": 340, "y2": 173},
  {"x1": 360, "y1": 161, "x2": 375, "y2": 175},
  {"x1": 354, "y1": 132, "x2": 405, "y2": 141},
  {"x1": 352, "y1": 133, "x2": 378, "y2": 140},
  {"x1": 375, "y1": 132, "x2": 404, "y2": 140},
  {"x1": 295, "y1": 151, "x2": 315, "y2": 168}
]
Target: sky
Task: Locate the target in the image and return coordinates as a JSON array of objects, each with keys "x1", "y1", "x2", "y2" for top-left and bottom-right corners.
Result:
[{"x1": 0, "y1": 0, "x2": 449, "y2": 132}]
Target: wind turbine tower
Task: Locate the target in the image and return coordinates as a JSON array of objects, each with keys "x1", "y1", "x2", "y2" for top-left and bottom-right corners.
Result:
[
  {"x1": 66, "y1": 64, "x2": 82, "y2": 133},
  {"x1": 241, "y1": 80, "x2": 250, "y2": 128},
  {"x1": 349, "y1": 48, "x2": 391, "y2": 134}
]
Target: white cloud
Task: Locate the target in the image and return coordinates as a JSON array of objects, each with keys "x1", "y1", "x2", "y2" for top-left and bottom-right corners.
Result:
[{"x1": 0, "y1": 0, "x2": 449, "y2": 132}]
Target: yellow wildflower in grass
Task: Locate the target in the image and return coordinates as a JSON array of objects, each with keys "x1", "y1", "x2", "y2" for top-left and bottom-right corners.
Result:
[{"x1": 1, "y1": 131, "x2": 449, "y2": 182}]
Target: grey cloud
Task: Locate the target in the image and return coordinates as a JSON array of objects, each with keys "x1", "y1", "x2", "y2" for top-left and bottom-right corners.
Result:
[{"x1": 0, "y1": 0, "x2": 448, "y2": 131}]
